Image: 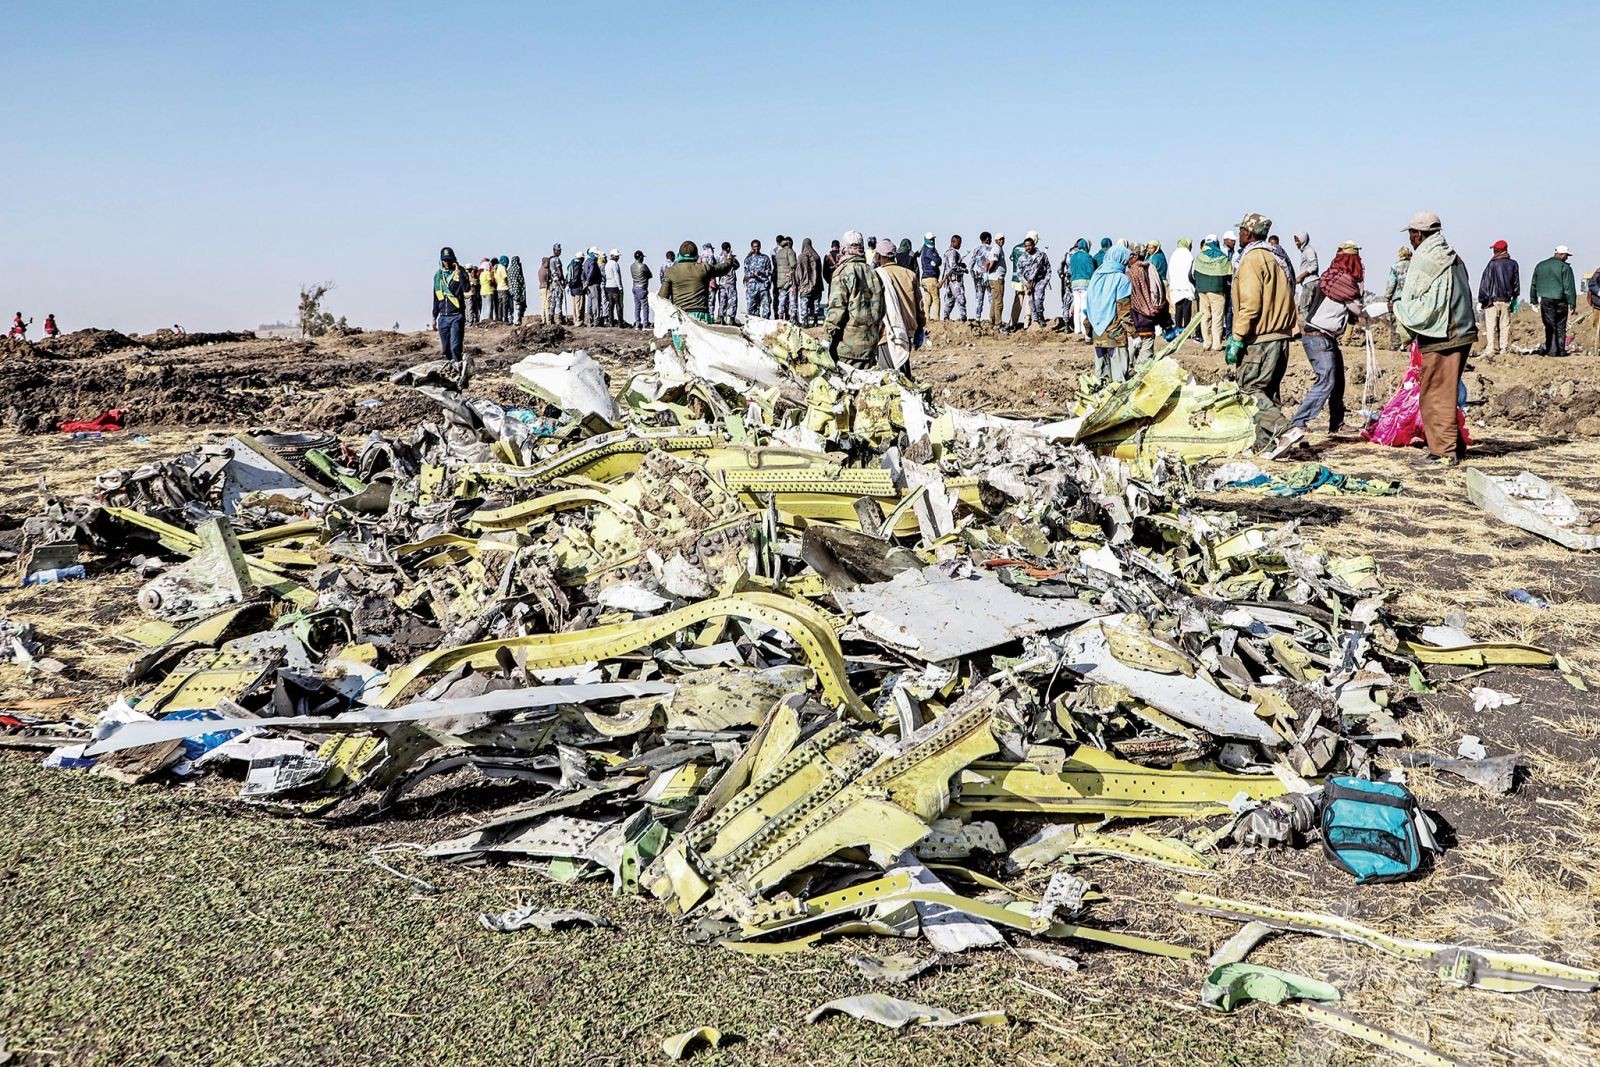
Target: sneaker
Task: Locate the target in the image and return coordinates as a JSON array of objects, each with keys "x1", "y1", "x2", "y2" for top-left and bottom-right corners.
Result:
[
  {"x1": 1419, "y1": 453, "x2": 1459, "y2": 467},
  {"x1": 1263, "y1": 426, "x2": 1307, "y2": 460}
]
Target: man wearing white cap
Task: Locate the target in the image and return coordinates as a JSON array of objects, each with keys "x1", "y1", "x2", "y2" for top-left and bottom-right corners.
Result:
[
  {"x1": 1394, "y1": 211, "x2": 1477, "y2": 465},
  {"x1": 824, "y1": 230, "x2": 886, "y2": 365},
  {"x1": 1529, "y1": 245, "x2": 1578, "y2": 357},
  {"x1": 918, "y1": 233, "x2": 942, "y2": 321},
  {"x1": 603, "y1": 250, "x2": 624, "y2": 326}
]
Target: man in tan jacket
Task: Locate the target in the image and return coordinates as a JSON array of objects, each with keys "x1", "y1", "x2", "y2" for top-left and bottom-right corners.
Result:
[
  {"x1": 875, "y1": 238, "x2": 925, "y2": 371},
  {"x1": 1227, "y1": 212, "x2": 1299, "y2": 453}
]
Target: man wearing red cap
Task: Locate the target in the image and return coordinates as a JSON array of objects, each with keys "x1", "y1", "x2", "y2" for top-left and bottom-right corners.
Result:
[{"x1": 1477, "y1": 239, "x2": 1519, "y2": 357}]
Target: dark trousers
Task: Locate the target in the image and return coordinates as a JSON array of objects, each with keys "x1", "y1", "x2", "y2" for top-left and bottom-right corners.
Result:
[
  {"x1": 1540, "y1": 298, "x2": 1569, "y2": 355},
  {"x1": 633, "y1": 286, "x2": 652, "y2": 327},
  {"x1": 436, "y1": 312, "x2": 464, "y2": 361},
  {"x1": 1172, "y1": 298, "x2": 1193, "y2": 330}
]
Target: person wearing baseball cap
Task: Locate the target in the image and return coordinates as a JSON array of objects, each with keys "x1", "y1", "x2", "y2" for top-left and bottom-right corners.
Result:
[
  {"x1": 1529, "y1": 244, "x2": 1578, "y2": 356},
  {"x1": 430, "y1": 246, "x2": 469, "y2": 373},
  {"x1": 1394, "y1": 211, "x2": 1478, "y2": 465},
  {"x1": 1477, "y1": 239, "x2": 1519, "y2": 357},
  {"x1": 603, "y1": 250, "x2": 624, "y2": 327},
  {"x1": 1226, "y1": 212, "x2": 1300, "y2": 457}
]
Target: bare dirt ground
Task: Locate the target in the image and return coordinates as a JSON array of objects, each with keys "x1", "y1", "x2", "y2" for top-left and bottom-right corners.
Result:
[{"x1": 3, "y1": 315, "x2": 1599, "y2": 1066}]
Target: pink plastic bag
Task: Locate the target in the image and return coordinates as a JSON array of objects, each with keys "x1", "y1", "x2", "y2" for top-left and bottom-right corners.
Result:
[{"x1": 1363, "y1": 342, "x2": 1472, "y2": 447}]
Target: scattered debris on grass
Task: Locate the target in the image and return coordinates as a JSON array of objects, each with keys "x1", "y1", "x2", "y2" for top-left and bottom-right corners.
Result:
[{"x1": 7, "y1": 302, "x2": 1598, "y2": 1050}]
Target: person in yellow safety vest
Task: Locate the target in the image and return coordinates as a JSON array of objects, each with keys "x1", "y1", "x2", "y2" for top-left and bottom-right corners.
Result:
[
  {"x1": 493, "y1": 256, "x2": 510, "y2": 323},
  {"x1": 478, "y1": 258, "x2": 495, "y2": 325},
  {"x1": 430, "y1": 246, "x2": 470, "y2": 376}
]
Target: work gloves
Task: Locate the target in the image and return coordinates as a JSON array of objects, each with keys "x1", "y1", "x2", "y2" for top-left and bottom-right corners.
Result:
[{"x1": 1224, "y1": 337, "x2": 1246, "y2": 366}]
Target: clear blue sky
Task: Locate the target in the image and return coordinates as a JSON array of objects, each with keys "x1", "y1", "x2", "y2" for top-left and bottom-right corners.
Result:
[{"x1": 7, "y1": 0, "x2": 1592, "y2": 332}]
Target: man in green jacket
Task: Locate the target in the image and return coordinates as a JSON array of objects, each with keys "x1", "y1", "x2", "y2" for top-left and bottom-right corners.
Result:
[
  {"x1": 824, "y1": 230, "x2": 886, "y2": 365},
  {"x1": 657, "y1": 240, "x2": 738, "y2": 322},
  {"x1": 1529, "y1": 245, "x2": 1578, "y2": 357},
  {"x1": 1394, "y1": 211, "x2": 1478, "y2": 465}
]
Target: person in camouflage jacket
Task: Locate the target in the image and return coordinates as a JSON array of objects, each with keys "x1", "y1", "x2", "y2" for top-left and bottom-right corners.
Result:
[{"x1": 824, "y1": 230, "x2": 885, "y2": 364}]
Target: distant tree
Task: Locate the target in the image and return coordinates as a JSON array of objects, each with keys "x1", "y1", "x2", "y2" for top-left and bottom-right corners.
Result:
[{"x1": 298, "y1": 282, "x2": 338, "y2": 338}]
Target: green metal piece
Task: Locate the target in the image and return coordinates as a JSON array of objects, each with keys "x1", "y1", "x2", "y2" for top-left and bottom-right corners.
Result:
[
  {"x1": 730, "y1": 868, "x2": 1196, "y2": 961},
  {"x1": 304, "y1": 448, "x2": 367, "y2": 494},
  {"x1": 953, "y1": 746, "x2": 1291, "y2": 818},
  {"x1": 375, "y1": 592, "x2": 866, "y2": 716},
  {"x1": 1201, "y1": 962, "x2": 1340, "y2": 1012},
  {"x1": 104, "y1": 506, "x2": 317, "y2": 608},
  {"x1": 653, "y1": 689, "x2": 998, "y2": 915},
  {"x1": 1179, "y1": 891, "x2": 1600, "y2": 993}
]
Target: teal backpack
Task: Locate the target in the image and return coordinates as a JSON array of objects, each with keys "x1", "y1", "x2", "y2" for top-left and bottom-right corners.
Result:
[{"x1": 1319, "y1": 777, "x2": 1425, "y2": 884}]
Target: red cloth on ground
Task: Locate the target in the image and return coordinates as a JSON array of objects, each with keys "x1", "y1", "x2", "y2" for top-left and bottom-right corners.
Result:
[{"x1": 57, "y1": 408, "x2": 126, "y2": 433}]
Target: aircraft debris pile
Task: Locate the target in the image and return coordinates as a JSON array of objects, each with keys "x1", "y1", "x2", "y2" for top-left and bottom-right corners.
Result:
[{"x1": 10, "y1": 299, "x2": 1586, "y2": 991}]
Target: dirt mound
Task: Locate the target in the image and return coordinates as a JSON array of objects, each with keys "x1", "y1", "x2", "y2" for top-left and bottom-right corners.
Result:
[
  {"x1": 0, "y1": 338, "x2": 41, "y2": 363},
  {"x1": 500, "y1": 322, "x2": 568, "y2": 351},
  {"x1": 133, "y1": 329, "x2": 258, "y2": 350},
  {"x1": 925, "y1": 319, "x2": 1067, "y2": 348},
  {"x1": 331, "y1": 330, "x2": 428, "y2": 351},
  {"x1": 1475, "y1": 371, "x2": 1600, "y2": 435},
  {"x1": 34, "y1": 329, "x2": 138, "y2": 359}
]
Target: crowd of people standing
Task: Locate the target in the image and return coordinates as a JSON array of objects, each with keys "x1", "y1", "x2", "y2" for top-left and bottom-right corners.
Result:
[{"x1": 431, "y1": 219, "x2": 1597, "y2": 469}]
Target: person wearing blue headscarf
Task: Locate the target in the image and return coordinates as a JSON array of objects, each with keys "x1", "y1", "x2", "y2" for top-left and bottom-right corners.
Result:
[
  {"x1": 1087, "y1": 245, "x2": 1135, "y2": 382},
  {"x1": 1092, "y1": 237, "x2": 1113, "y2": 268},
  {"x1": 1067, "y1": 239, "x2": 1097, "y2": 336}
]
